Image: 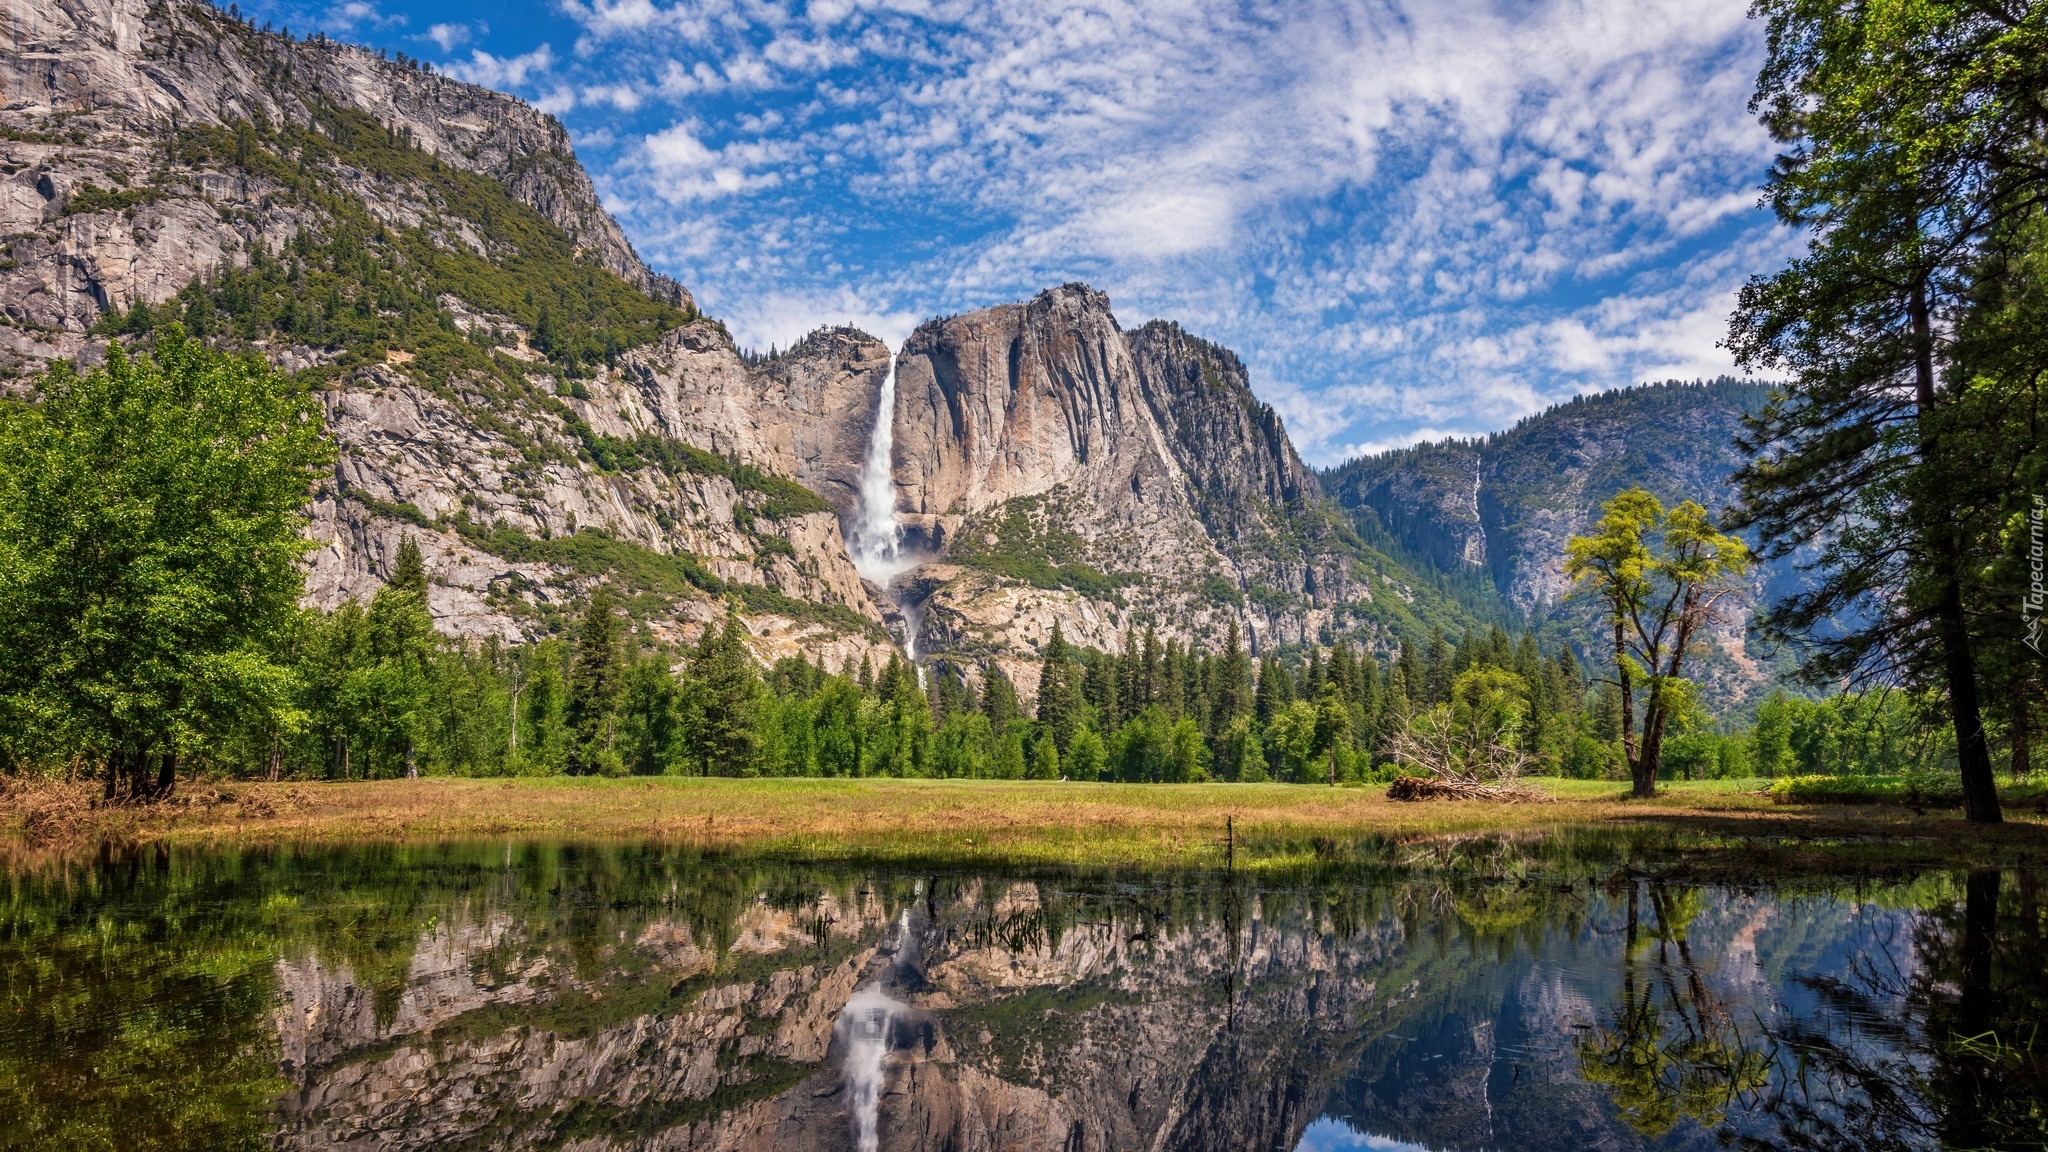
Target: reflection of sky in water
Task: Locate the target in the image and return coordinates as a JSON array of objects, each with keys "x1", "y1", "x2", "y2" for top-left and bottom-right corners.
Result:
[{"x1": 1295, "y1": 1118, "x2": 1433, "y2": 1151}]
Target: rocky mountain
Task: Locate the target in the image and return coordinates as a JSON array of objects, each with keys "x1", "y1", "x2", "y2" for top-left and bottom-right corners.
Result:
[
  {"x1": 886, "y1": 285, "x2": 1472, "y2": 691},
  {"x1": 0, "y1": 0, "x2": 896, "y2": 668},
  {"x1": 264, "y1": 869, "x2": 1495, "y2": 1152},
  {"x1": 251, "y1": 850, "x2": 1872, "y2": 1152},
  {"x1": 1323, "y1": 379, "x2": 1788, "y2": 706}
]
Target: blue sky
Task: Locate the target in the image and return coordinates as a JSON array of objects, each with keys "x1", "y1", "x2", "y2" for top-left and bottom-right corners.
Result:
[{"x1": 237, "y1": 0, "x2": 1790, "y2": 466}]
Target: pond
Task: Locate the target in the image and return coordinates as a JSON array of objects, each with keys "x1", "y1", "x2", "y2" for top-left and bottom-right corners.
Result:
[{"x1": 1, "y1": 834, "x2": 2042, "y2": 1151}]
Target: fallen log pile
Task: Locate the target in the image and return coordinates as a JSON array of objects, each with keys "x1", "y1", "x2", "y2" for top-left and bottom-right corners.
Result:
[{"x1": 1385, "y1": 775, "x2": 1552, "y2": 803}]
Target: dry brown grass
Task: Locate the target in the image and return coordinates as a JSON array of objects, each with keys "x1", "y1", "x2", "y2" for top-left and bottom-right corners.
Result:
[{"x1": 5, "y1": 774, "x2": 2043, "y2": 871}]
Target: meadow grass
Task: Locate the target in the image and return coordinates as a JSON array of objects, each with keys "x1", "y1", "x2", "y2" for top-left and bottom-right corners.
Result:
[{"x1": 9, "y1": 774, "x2": 2043, "y2": 873}]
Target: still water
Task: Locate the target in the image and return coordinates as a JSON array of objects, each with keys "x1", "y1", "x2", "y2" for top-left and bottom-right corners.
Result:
[{"x1": 1, "y1": 835, "x2": 2041, "y2": 1151}]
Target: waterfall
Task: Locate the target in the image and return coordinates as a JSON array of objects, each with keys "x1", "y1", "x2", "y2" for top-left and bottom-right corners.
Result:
[
  {"x1": 851, "y1": 350, "x2": 921, "y2": 658},
  {"x1": 851, "y1": 350, "x2": 905, "y2": 581}
]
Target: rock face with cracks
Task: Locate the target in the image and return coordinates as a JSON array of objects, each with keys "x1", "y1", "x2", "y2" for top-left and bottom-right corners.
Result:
[{"x1": 884, "y1": 284, "x2": 1395, "y2": 685}]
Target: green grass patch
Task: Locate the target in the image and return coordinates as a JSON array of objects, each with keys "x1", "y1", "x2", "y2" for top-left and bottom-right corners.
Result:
[{"x1": 1769, "y1": 772, "x2": 1966, "y2": 806}]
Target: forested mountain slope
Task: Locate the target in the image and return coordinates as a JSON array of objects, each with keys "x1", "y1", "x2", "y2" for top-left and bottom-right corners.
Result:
[
  {"x1": 0, "y1": 0, "x2": 897, "y2": 667},
  {"x1": 1323, "y1": 379, "x2": 1785, "y2": 707}
]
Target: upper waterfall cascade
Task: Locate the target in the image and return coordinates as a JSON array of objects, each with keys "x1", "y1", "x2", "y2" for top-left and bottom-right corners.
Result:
[{"x1": 850, "y1": 350, "x2": 923, "y2": 659}]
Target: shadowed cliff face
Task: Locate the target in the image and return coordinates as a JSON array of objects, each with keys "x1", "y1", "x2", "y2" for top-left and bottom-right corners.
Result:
[{"x1": 886, "y1": 286, "x2": 1419, "y2": 680}]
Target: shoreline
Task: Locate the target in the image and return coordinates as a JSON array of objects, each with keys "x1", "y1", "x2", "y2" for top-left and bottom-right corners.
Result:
[{"x1": 7, "y1": 776, "x2": 2047, "y2": 875}]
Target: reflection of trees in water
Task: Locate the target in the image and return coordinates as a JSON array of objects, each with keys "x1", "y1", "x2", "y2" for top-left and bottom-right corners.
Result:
[
  {"x1": 1575, "y1": 872, "x2": 2048, "y2": 1151},
  {"x1": 1576, "y1": 880, "x2": 1773, "y2": 1137},
  {"x1": 8, "y1": 839, "x2": 2046, "y2": 1152},
  {"x1": 1720, "y1": 869, "x2": 2048, "y2": 1152}
]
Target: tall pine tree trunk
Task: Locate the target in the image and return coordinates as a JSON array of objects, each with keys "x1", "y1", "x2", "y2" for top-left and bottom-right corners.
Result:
[{"x1": 1911, "y1": 284, "x2": 2001, "y2": 823}]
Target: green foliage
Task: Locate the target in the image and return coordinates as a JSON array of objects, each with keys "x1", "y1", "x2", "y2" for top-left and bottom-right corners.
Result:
[
  {"x1": 1729, "y1": 0, "x2": 2048, "y2": 823},
  {"x1": 61, "y1": 181, "x2": 165, "y2": 216},
  {"x1": 951, "y1": 494, "x2": 1138, "y2": 598},
  {"x1": 1566, "y1": 488, "x2": 1749, "y2": 796},
  {"x1": 1748, "y1": 688, "x2": 1947, "y2": 778},
  {"x1": 148, "y1": 104, "x2": 688, "y2": 381},
  {"x1": 565, "y1": 586, "x2": 626, "y2": 775},
  {"x1": 446, "y1": 519, "x2": 881, "y2": 640},
  {"x1": 0, "y1": 333, "x2": 330, "y2": 779},
  {"x1": 579, "y1": 432, "x2": 831, "y2": 517},
  {"x1": 1768, "y1": 772, "x2": 1967, "y2": 807},
  {"x1": 682, "y1": 613, "x2": 762, "y2": 776}
]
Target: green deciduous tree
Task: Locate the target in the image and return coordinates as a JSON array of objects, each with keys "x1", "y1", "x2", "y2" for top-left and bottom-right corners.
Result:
[
  {"x1": 0, "y1": 332, "x2": 329, "y2": 795},
  {"x1": 1566, "y1": 489, "x2": 1749, "y2": 797}
]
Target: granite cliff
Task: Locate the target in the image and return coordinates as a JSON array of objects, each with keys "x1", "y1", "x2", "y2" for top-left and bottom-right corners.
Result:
[
  {"x1": 884, "y1": 285, "x2": 1468, "y2": 690},
  {"x1": 1, "y1": 1, "x2": 1778, "y2": 694}
]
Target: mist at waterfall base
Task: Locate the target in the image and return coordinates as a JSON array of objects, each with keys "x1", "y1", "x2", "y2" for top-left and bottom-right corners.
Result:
[{"x1": 849, "y1": 349, "x2": 928, "y2": 660}]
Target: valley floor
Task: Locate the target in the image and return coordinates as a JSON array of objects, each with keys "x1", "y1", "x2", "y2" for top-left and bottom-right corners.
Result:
[{"x1": 7, "y1": 776, "x2": 2047, "y2": 875}]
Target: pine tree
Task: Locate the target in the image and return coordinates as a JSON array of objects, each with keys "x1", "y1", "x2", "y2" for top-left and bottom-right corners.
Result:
[
  {"x1": 1254, "y1": 655, "x2": 1278, "y2": 726},
  {"x1": 390, "y1": 535, "x2": 427, "y2": 596},
  {"x1": 1397, "y1": 638, "x2": 1423, "y2": 710},
  {"x1": 1082, "y1": 650, "x2": 1121, "y2": 731},
  {"x1": 1036, "y1": 620, "x2": 1082, "y2": 751},
  {"x1": 1423, "y1": 629, "x2": 1453, "y2": 704},
  {"x1": 1211, "y1": 618, "x2": 1252, "y2": 733},
  {"x1": 1139, "y1": 626, "x2": 1162, "y2": 710},
  {"x1": 564, "y1": 586, "x2": 625, "y2": 775},
  {"x1": 686, "y1": 611, "x2": 761, "y2": 776},
  {"x1": 981, "y1": 664, "x2": 1022, "y2": 729}
]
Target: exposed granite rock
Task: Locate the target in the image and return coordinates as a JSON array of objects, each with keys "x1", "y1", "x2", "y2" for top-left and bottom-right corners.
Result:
[
  {"x1": 0, "y1": 0, "x2": 683, "y2": 328},
  {"x1": 888, "y1": 285, "x2": 1414, "y2": 677},
  {"x1": 1323, "y1": 380, "x2": 1785, "y2": 707}
]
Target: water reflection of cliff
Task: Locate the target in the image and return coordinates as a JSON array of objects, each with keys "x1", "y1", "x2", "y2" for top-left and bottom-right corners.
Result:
[
  {"x1": 248, "y1": 847, "x2": 2033, "y2": 1152},
  {"x1": 6, "y1": 842, "x2": 2031, "y2": 1152}
]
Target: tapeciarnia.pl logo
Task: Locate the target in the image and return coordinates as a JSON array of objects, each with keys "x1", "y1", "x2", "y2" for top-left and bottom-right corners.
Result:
[{"x1": 2028, "y1": 494, "x2": 2045, "y2": 655}]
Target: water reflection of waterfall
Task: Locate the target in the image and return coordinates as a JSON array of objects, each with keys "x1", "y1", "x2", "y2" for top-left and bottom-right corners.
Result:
[
  {"x1": 850, "y1": 350, "x2": 923, "y2": 659},
  {"x1": 837, "y1": 986, "x2": 904, "y2": 1152},
  {"x1": 835, "y1": 905, "x2": 921, "y2": 1152}
]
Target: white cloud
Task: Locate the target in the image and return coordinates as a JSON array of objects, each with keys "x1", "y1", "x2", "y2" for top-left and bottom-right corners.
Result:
[
  {"x1": 320, "y1": 0, "x2": 403, "y2": 32},
  {"x1": 443, "y1": 44, "x2": 556, "y2": 89},
  {"x1": 514, "y1": 0, "x2": 1785, "y2": 463},
  {"x1": 423, "y1": 22, "x2": 473, "y2": 53}
]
